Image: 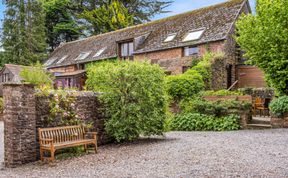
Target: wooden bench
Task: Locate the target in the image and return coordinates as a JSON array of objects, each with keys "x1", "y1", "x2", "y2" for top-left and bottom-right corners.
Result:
[{"x1": 38, "y1": 125, "x2": 97, "y2": 161}]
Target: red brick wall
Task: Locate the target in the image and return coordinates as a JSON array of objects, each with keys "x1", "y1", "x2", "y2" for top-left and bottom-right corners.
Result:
[
  {"x1": 134, "y1": 41, "x2": 226, "y2": 75},
  {"x1": 49, "y1": 65, "x2": 77, "y2": 73}
]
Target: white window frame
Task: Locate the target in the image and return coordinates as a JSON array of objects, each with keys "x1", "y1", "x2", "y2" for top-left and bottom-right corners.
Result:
[
  {"x1": 44, "y1": 57, "x2": 57, "y2": 66},
  {"x1": 93, "y1": 47, "x2": 106, "y2": 58},
  {"x1": 164, "y1": 33, "x2": 177, "y2": 42},
  {"x1": 182, "y1": 29, "x2": 205, "y2": 42},
  {"x1": 75, "y1": 51, "x2": 91, "y2": 61},
  {"x1": 57, "y1": 55, "x2": 68, "y2": 64}
]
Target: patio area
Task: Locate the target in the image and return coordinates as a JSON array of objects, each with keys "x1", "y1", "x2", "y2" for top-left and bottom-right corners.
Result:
[{"x1": 0, "y1": 129, "x2": 288, "y2": 178}]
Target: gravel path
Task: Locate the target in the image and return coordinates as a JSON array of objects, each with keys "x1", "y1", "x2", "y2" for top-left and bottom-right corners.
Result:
[
  {"x1": 0, "y1": 121, "x2": 4, "y2": 169},
  {"x1": 1, "y1": 129, "x2": 288, "y2": 178}
]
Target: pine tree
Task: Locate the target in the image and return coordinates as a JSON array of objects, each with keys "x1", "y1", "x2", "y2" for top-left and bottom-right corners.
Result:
[
  {"x1": 80, "y1": 0, "x2": 134, "y2": 35},
  {"x1": 2, "y1": 0, "x2": 47, "y2": 65},
  {"x1": 41, "y1": 0, "x2": 83, "y2": 51}
]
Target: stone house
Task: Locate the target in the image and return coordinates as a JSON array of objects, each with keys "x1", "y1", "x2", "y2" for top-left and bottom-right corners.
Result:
[
  {"x1": 0, "y1": 64, "x2": 33, "y2": 96},
  {"x1": 44, "y1": 0, "x2": 266, "y2": 90}
]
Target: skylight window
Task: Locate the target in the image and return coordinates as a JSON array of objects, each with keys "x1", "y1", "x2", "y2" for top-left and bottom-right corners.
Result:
[
  {"x1": 93, "y1": 47, "x2": 106, "y2": 58},
  {"x1": 57, "y1": 55, "x2": 68, "y2": 64},
  {"x1": 44, "y1": 57, "x2": 57, "y2": 66},
  {"x1": 164, "y1": 33, "x2": 177, "y2": 42},
  {"x1": 182, "y1": 29, "x2": 205, "y2": 42},
  {"x1": 75, "y1": 51, "x2": 91, "y2": 61}
]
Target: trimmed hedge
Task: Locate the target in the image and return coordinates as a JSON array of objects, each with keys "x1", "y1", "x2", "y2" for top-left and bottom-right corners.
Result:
[
  {"x1": 180, "y1": 98, "x2": 251, "y2": 117},
  {"x1": 171, "y1": 113, "x2": 240, "y2": 131}
]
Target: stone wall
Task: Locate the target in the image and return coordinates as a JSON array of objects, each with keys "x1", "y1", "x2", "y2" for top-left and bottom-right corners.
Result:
[
  {"x1": 2, "y1": 84, "x2": 110, "y2": 167},
  {"x1": 35, "y1": 91, "x2": 111, "y2": 146},
  {"x1": 3, "y1": 84, "x2": 37, "y2": 168}
]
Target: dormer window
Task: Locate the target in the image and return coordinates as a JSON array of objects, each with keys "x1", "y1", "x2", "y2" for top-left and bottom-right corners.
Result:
[
  {"x1": 120, "y1": 41, "x2": 134, "y2": 60},
  {"x1": 182, "y1": 29, "x2": 205, "y2": 42},
  {"x1": 164, "y1": 33, "x2": 177, "y2": 42},
  {"x1": 75, "y1": 51, "x2": 91, "y2": 61}
]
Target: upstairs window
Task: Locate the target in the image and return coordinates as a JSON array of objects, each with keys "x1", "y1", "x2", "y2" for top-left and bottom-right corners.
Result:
[
  {"x1": 184, "y1": 46, "x2": 199, "y2": 57},
  {"x1": 164, "y1": 33, "x2": 177, "y2": 42},
  {"x1": 120, "y1": 41, "x2": 134, "y2": 60},
  {"x1": 2, "y1": 73, "x2": 10, "y2": 83},
  {"x1": 75, "y1": 51, "x2": 91, "y2": 61},
  {"x1": 183, "y1": 29, "x2": 205, "y2": 42}
]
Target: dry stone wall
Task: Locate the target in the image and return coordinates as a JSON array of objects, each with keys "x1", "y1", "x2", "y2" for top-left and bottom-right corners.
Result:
[{"x1": 3, "y1": 84, "x2": 111, "y2": 167}]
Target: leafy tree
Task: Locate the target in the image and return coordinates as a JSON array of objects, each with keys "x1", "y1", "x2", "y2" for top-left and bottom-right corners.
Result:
[
  {"x1": 236, "y1": 0, "x2": 288, "y2": 95},
  {"x1": 20, "y1": 61, "x2": 54, "y2": 87},
  {"x1": 112, "y1": 0, "x2": 172, "y2": 24},
  {"x1": 2, "y1": 0, "x2": 47, "y2": 65},
  {"x1": 80, "y1": 0, "x2": 134, "y2": 35},
  {"x1": 86, "y1": 61, "x2": 168, "y2": 142},
  {"x1": 41, "y1": 0, "x2": 84, "y2": 51},
  {"x1": 73, "y1": 0, "x2": 172, "y2": 24}
]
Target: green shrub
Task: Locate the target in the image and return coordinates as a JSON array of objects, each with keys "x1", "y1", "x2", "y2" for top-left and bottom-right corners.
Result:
[
  {"x1": 201, "y1": 90, "x2": 244, "y2": 96},
  {"x1": 166, "y1": 71, "x2": 204, "y2": 101},
  {"x1": 180, "y1": 98, "x2": 251, "y2": 117},
  {"x1": 86, "y1": 61, "x2": 168, "y2": 142},
  {"x1": 171, "y1": 113, "x2": 240, "y2": 131},
  {"x1": 20, "y1": 61, "x2": 54, "y2": 87},
  {"x1": 269, "y1": 96, "x2": 288, "y2": 117},
  {"x1": 0, "y1": 98, "x2": 3, "y2": 114}
]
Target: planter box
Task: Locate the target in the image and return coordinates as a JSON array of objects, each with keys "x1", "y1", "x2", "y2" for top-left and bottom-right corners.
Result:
[
  {"x1": 203, "y1": 95, "x2": 252, "y2": 103},
  {"x1": 271, "y1": 113, "x2": 288, "y2": 128}
]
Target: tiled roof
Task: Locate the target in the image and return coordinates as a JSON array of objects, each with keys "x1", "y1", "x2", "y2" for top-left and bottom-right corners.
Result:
[
  {"x1": 46, "y1": 0, "x2": 247, "y2": 68},
  {"x1": 0, "y1": 64, "x2": 34, "y2": 83}
]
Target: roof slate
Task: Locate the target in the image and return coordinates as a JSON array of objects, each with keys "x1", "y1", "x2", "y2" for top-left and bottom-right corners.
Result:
[{"x1": 46, "y1": 0, "x2": 246, "y2": 68}]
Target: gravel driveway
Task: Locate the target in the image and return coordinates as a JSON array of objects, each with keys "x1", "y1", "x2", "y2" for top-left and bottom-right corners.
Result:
[{"x1": 1, "y1": 129, "x2": 288, "y2": 178}]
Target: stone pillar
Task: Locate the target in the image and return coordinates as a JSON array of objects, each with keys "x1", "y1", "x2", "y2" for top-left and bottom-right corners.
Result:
[{"x1": 3, "y1": 84, "x2": 37, "y2": 168}]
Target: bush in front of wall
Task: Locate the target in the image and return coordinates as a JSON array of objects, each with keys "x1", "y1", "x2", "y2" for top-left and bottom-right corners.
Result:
[
  {"x1": 166, "y1": 72, "x2": 205, "y2": 101},
  {"x1": 171, "y1": 113, "x2": 240, "y2": 131},
  {"x1": 269, "y1": 96, "x2": 288, "y2": 118},
  {"x1": 86, "y1": 61, "x2": 168, "y2": 142},
  {"x1": 180, "y1": 98, "x2": 251, "y2": 117}
]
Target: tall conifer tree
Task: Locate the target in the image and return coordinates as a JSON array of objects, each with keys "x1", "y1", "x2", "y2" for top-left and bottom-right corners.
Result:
[{"x1": 2, "y1": 0, "x2": 47, "y2": 65}]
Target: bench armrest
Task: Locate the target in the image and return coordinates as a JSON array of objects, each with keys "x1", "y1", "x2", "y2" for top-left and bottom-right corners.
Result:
[
  {"x1": 39, "y1": 138, "x2": 53, "y2": 145},
  {"x1": 85, "y1": 132, "x2": 97, "y2": 140}
]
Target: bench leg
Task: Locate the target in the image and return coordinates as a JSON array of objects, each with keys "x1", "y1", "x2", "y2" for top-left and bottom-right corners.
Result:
[
  {"x1": 84, "y1": 144, "x2": 87, "y2": 153},
  {"x1": 94, "y1": 143, "x2": 97, "y2": 153},
  {"x1": 51, "y1": 149, "x2": 55, "y2": 162},
  {"x1": 40, "y1": 148, "x2": 44, "y2": 162}
]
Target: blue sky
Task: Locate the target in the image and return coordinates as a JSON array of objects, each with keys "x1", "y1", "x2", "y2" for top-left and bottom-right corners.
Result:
[{"x1": 0, "y1": 0, "x2": 256, "y2": 29}]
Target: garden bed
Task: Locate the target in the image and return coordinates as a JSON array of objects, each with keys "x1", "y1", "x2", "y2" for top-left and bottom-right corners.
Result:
[{"x1": 271, "y1": 113, "x2": 288, "y2": 128}]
